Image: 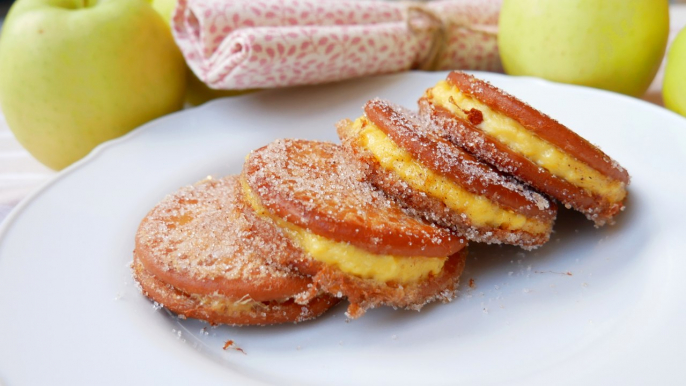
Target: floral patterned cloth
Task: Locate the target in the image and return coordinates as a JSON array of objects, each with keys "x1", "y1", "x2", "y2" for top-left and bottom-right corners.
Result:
[{"x1": 172, "y1": 0, "x2": 502, "y2": 90}]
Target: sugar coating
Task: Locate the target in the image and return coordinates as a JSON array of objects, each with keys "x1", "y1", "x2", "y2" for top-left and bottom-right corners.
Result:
[
  {"x1": 136, "y1": 175, "x2": 300, "y2": 284},
  {"x1": 456, "y1": 71, "x2": 629, "y2": 180},
  {"x1": 338, "y1": 100, "x2": 555, "y2": 249},
  {"x1": 132, "y1": 258, "x2": 337, "y2": 326},
  {"x1": 242, "y1": 139, "x2": 468, "y2": 317},
  {"x1": 295, "y1": 247, "x2": 468, "y2": 319},
  {"x1": 244, "y1": 139, "x2": 460, "y2": 253},
  {"x1": 368, "y1": 98, "x2": 552, "y2": 216},
  {"x1": 421, "y1": 76, "x2": 629, "y2": 226}
]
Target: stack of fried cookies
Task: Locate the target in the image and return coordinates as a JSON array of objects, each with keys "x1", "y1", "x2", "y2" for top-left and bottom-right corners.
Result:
[{"x1": 133, "y1": 71, "x2": 629, "y2": 326}]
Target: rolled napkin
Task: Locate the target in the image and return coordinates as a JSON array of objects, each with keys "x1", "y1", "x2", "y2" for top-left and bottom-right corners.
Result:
[{"x1": 173, "y1": 0, "x2": 502, "y2": 90}]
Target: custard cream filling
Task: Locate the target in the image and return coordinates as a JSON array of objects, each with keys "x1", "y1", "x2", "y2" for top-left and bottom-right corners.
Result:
[
  {"x1": 240, "y1": 179, "x2": 445, "y2": 284},
  {"x1": 353, "y1": 117, "x2": 549, "y2": 234},
  {"x1": 189, "y1": 293, "x2": 263, "y2": 314},
  {"x1": 429, "y1": 80, "x2": 626, "y2": 203}
]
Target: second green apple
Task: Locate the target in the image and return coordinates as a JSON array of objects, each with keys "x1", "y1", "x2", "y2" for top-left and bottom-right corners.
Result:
[
  {"x1": 499, "y1": 0, "x2": 669, "y2": 97},
  {"x1": 663, "y1": 27, "x2": 686, "y2": 117}
]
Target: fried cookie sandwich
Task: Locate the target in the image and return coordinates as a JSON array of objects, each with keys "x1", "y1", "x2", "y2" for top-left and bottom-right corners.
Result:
[
  {"x1": 133, "y1": 175, "x2": 338, "y2": 326},
  {"x1": 241, "y1": 139, "x2": 468, "y2": 319},
  {"x1": 338, "y1": 99, "x2": 556, "y2": 249},
  {"x1": 421, "y1": 71, "x2": 630, "y2": 226}
]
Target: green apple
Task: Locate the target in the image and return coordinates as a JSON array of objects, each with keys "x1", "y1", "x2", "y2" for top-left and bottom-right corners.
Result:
[
  {"x1": 152, "y1": 0, "x2": 253, "y2": 106},
  {"x1": 663, "y1": 27, "x2": 686, "y2": 117},
  {"x1": 0, "y1": 0, "x2": 186, "y2": 170},
  {"x1": 498, "y1": 0, "x2": 669, "y2": 97},
  {"x1": 151, "y1": 0, "x2": 176, "y2": 24}
]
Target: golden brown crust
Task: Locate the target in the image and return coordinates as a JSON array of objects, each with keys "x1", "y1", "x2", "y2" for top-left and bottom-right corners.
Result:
[
  {"x1": 297, "y1": 248, "x2": 468, "y2": 319},
  {"x1": 338, "y1": 119, "x2": 553, "y2": 249},
  {"x1": 133, "y1": 258, "x2": 338, "y2": 326},
  {"x1": 446, "y1": 71, "x2": 630, "y2": 184},
  {"x1": 134, "y1": 175, "x2": 314, "y2": 302},
  {"x1": 364, "y1": 99, "x2": 556, "y2": 222},
  {"x1": 420, "y1": 94, "x2": 626, "y2": 225},
  {"x1": 243, "y1": 139, "x2": 465, "y2": 257}
]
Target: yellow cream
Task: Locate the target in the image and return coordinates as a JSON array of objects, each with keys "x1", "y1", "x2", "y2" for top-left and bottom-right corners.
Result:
[
  {"x1": 240, "y1": 179, "x2": 446, "y2": 284},
  {"x1": 429, "y1": 80, "x2": 626, "y2": 203},
  {"x1": 353, "y1": 118, "x2": 549, "y2": 234}
]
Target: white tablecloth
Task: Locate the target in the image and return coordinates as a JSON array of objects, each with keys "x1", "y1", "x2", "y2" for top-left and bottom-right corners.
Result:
[{"x1": 1, "y1": 5, "x2": 685, "y2": 225}]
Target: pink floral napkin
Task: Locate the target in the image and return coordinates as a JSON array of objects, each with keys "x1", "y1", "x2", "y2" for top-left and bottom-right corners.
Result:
[{"x1": 172, "y1": 0, "x2": 502, "y2": 90}]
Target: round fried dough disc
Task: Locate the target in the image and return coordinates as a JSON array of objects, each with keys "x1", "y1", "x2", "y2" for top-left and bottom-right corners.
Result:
[
  {"x1": 133, "y1": 258, "x2": 337, "y2": 326},
  {"x1": 338, "y1": 99, "x2": 556, "y2": 249},
  {"x1": 243, "y1": 139, "x2": 465, "y2": 257},
  {"x1": 135, "y1": 175, "x2": 314, "y2": 302}
]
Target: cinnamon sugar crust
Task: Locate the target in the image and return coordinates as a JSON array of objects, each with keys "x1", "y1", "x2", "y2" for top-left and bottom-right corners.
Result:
[
  {"x1": 241, "y1": 139, "x2": 469, "y2": 318},
  {"x1": 424, "y1": 71, "x2": 630, "y2": 225},
  {"x1": 296, "y1": 248, "x2": 468, "y2": 319},
  {"x1": 339, "y1": 121, "x2": 552, "y2": 249},
  {"x1": 446, "y1": 71, "x2": 629, "y2": 184},
  {"x1": 420, "y1": 99, "x2": 626, "y2": 224},
  {"x1": 134, "y1": 175, "x2": 315, "y2": 302},
  {"x1": 364, "y1": 99, "x2": 555, "y2": 222},
  {"x1": 243, "y1": 139, "x2": 465, "y2": 257},
  {"x1": 338, "y1": 101, "x2": 555, "y2": 249},
  {"x1": 133, "y1": 258, "x2": 338, "y2": 326}
]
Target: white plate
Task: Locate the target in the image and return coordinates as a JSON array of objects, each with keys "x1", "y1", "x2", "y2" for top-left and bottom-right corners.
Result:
[{"x1": 1, "y1": 72, "x2": 686, "y2": 385}]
